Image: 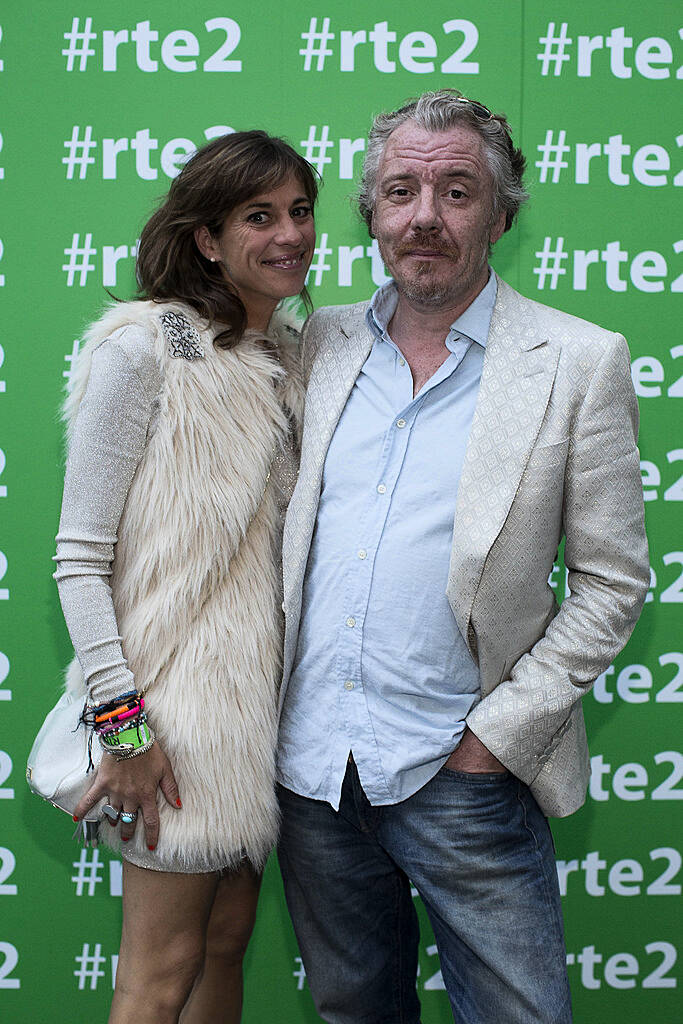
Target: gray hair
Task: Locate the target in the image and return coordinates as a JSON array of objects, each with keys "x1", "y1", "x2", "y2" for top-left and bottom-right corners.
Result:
[{"x1": 357, "y1": 89, "x2": 528, "y2": 234}]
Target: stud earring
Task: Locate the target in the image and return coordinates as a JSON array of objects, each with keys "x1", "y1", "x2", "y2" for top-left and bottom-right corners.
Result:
[{"x1": 210, "y1": 257, "x2": 217, "y2": 263}]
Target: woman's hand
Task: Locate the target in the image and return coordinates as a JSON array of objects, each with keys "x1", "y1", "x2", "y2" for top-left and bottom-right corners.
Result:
[{"x1": 73, "y1": 743, "x2": 181, "y2": 850}]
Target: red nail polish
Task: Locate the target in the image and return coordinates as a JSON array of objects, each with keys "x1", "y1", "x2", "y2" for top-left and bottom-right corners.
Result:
[
  {"x1": 176, "y1": 798, "x2": 182, "y2": 808},
  {"x1": 122, "y1": 836, "x2": 129, "y2": 842},
  {"x1": 73, "y1": 815, "x2": 80, "y2": 822},
  {"x1": 148, "y1": 845, "x2": 156, "y2": 851}
]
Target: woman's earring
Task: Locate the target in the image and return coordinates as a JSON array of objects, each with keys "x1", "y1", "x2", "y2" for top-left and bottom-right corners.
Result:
[{"x1": 210, "y1": 257, "x2": 217, "y2": 263}]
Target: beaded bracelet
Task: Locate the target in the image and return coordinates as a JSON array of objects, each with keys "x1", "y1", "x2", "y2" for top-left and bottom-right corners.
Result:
[
  {"x1": 95, "y1": 697, "x2": 144, "y2": 728},
  {"x1": 101, "y1": 703, "x2": 145, "y2": 728},
  {"x1": 93, "y1": 689, "x2": 138, "y2": 710},
  {"x1": 89, "y1": 691, "x2": 156, "y2": 760},
  {"x1": 98, "y1": 714, "x2": 148, "y2": 739},
  {"x1": 80, "y1": 691, "x2": 152, "y2": 771}
]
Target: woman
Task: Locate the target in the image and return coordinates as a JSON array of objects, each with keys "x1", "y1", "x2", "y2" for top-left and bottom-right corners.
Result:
[{"x1": 55, "y1": 130, "x2": 317, "y2": 1023}]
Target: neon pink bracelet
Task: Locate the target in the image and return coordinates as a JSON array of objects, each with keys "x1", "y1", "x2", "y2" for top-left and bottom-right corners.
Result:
[
  {"x1": 98, "y1": 706, "x2": 145, "y2": 735},
  {"x1": 115, "y1": 701, "x2": 144, "y2": 724}
]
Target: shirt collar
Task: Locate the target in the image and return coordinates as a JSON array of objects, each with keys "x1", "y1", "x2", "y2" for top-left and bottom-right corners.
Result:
[{"x1": 366, "y1": 270, "x2": 498, "y2": 351}]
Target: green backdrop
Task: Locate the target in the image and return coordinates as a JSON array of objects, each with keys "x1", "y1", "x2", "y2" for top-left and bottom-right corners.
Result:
[{"x1": 1, "y1": 1, "x2": 680, "y2": 1020}]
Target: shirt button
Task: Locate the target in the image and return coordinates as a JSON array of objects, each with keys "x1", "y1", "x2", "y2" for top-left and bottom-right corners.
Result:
[
  {"x1": 377, "y1": 484, "x2": 386, "y2": 494},
  {"x1": 396, "y1": 418, "x2": 406, "y2": 428},
  {"x1": 399, "y1": 358, "x2": 406, "y2": 366},
  {"x1": 344, "y1": 680, "x2": 354, "y2": 691},
  {"x1": 346, "y1": 616, "x2": 356, "y2": 628},
  {"x1": 358, "y1": 549, "x2": 367, "y2": 560}
]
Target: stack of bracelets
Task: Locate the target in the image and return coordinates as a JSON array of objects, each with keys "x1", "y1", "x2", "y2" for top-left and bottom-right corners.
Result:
[{"x1": 90, "y1": 690, "x2": 156, "y2": 761}]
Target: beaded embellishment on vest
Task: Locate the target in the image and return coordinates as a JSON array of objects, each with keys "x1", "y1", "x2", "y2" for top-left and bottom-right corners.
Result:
[{"x1": 159, "y1": 311, "x2": 204, "y2": 360}]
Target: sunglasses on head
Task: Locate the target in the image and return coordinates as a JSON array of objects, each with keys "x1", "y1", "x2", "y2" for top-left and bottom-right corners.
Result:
[{"x1": 453, "y1": 96, "x2": 493, "y2": 121}]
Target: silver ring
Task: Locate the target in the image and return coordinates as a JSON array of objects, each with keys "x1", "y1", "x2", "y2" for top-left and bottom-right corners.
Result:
[
  {"x1": 102, "y1": 803, "x2": 120, "y2": 823},
  {"x1": 119, "y1": 810, "x2": 138, "y2": 825}
]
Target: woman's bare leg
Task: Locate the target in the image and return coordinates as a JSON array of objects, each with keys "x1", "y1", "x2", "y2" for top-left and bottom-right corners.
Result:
[
  {"x1": 109, "y1": 861, "x2": 219, "y2": 1024},
  {"x1": 180, "y1": 862, "x2": 262, "y2": 1024}
]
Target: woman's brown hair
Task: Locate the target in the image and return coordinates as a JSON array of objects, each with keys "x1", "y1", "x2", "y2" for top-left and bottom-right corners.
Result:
[{"x1": 136, "y1": 130, "x2": 318, "y2": 348}]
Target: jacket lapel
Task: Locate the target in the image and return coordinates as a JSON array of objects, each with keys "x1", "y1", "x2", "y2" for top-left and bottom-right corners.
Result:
[
  {"x1": 282, "y1": 317, "x2": 375, "y2": 678},
  {"x1": 448, "y1": 279, "x2": 560, "y2": 646}
]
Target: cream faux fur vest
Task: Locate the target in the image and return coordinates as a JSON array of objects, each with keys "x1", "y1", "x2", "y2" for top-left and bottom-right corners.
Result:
[{"x1": 65, "y1": 300, "x2": 303, "y2": 872}]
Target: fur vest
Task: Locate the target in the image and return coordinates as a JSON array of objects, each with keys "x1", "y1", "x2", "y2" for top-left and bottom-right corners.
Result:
[{"x1": 65, "y1": 300, "x2": 303, "y2": 872}]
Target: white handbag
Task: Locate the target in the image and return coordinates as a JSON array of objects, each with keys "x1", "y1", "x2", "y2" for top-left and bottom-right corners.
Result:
[{"x1": 26, "y1": 689, "x2": 104, "y2": 823}]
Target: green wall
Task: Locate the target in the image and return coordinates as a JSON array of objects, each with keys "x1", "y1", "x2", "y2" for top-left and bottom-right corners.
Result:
[{"x1": 1, "y1": 1, "x2": 680, "y2": 1020}]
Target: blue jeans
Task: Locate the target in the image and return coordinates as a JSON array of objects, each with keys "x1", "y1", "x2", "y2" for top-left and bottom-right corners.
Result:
[{"x1": 277, "y1": 759, "x2": 572, "y2": 1024}]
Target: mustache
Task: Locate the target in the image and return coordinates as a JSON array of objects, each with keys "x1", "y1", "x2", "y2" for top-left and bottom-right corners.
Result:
[{"x1": 394, "y1": 234, "x2": 458, "y2": 258}]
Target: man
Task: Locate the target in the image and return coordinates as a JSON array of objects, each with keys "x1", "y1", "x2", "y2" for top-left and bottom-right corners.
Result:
[{"x1": 276, "y1": 90, "x2": 649, "y2": 1023}]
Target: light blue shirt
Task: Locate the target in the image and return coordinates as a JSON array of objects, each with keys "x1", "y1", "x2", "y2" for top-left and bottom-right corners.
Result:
[{"x1": 277, "y1": 273, "x2": 498, "y2": 809}]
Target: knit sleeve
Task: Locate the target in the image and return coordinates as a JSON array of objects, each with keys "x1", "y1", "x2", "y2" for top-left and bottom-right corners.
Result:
[{"x1": 54, "y1": 326, "x2": 160, "y2": 706}]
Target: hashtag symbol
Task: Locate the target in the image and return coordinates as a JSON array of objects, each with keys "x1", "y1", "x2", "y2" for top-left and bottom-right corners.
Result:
[
  {"x1": 63, "y1": 126, "x2": 97, "y2": 180},
  {"x1": 63, "y1": 340, "x2": 82, "y2": 390},
  {"x1": 537, "y1": 22, "x2": 572, "y2": 76},
  {"x1": 71, "y1": 848, "x2": 104, "y2": 895},
  {"x1": 300, "y1": 126, "x2": 334, "y2": 175},
  {"x1": 62, "y1": 17, "x2": 97, "y2": 72},
  {"x1": 62, "y1": 233, "x2": 97, "y2": 286},
  {"x1": 533, "y1": 237, "x2": 568, "y2": 290},
  {"x1": 293, "y1": 956, "x2": 307, "y2": 991},
  {"x1": 74, "y1": 943, "x2": 106, "y2": 990},
  {"x1": 535, "y1": 130, "x2": 570, "y2": 184},
  {"x1": 299, "y1": 17, "x2": 335, "y2": 71},
  {"x1": 306, "y1": 233, "x2": 333, "y2": 287}
]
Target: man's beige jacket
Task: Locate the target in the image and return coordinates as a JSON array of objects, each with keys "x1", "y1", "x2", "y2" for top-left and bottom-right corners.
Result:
[{"x1": 280, "y1": 276, "x2": 649, "y2": 817}]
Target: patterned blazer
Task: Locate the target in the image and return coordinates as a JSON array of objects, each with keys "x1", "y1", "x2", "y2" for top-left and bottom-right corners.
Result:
[{"x1": 280, "y1": 276, "x2": 649, "y2": 817}]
